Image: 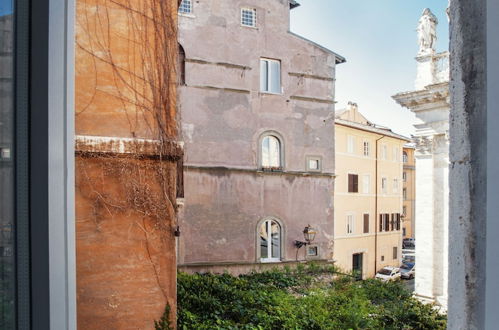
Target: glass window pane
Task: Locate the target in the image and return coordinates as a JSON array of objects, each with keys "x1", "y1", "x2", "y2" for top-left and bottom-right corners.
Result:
[
  {"x1": 261, "y1": 136, "x2": 270, "y2": 167},
  {"x1": 260, "y1": 60, "x2": 268, "y2": 92},
  {"x1": 269, "y1": 60, "x2": 280, "y2": 93},
  {"x1": 0, "y1": 4, "x2": 16, "y2": 328},
  {"x1": 270, "y1": 221, "x2": 280, "y2": 259},
  {"x1": 260, "y1": 222, "x2": 268, "y2": 259},
  {"x1": 268, "y1": 136, "x2": 280, "y2": 167}
]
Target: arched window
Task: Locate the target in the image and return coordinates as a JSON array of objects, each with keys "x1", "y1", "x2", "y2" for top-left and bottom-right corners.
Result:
[
  {"x1": 259, "y1": 219, "x2": 281, "y2": 262},
  {"x1": 178, "y1": 44, "x2": 186, "y2": 85},
  {"x1": 261, "y1": 135, "x2": 281, "y2": 169},
  {"x1": 402, "y1": 151, "x2": 408, "y2": 163}
]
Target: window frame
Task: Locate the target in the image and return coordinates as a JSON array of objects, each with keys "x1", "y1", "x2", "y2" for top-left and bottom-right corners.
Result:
[
  {"x1": 259, "y1": 132, "x2": 284, "y2": 171},
  {"x1": 241, "y1": 7, "x2": 257, "y2": 28},
  {"x1": 260, "y1": 58, "x2": 281, "y2": 94},
  {"x1": 178, "y1": 0, "x2": 193, "y2": 15},
  {"x1": 348, "y1": 173, "x2": 359, "y2": 193},
  {"x1": 347, "y1": 135, "x2": 356, "y2": 154},
  {"x1": 381, "y1": 177, "x2": 387, "y2": 194},
  {"x1": 363, "y1": 213, "x2": 370, "y2": 234},
  {"x1": 257, "y1": 218, "x2": 283, "y2": 263},
  {"x1": 362, "y1": 174, "x2": 370, "y2": 194},
  {"x1": 347, "y1": 214, "x2": 355, "y2": 234},
  {"x1": 363, "y1": 140, "x2": 370, "y2": 156},
  {"x1": 393, "y1": 178, "x2": 399, "y2": 193},
  {"x1": 306, "y1": 156, "x2": 322, "y2": 172}
]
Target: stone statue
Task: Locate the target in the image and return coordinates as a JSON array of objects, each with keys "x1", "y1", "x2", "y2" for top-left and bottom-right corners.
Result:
[{"x1": 417, "y1": 8, "x2": 438, "y2": 55}]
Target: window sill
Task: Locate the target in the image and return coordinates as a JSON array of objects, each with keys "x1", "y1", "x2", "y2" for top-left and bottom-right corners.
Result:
[
  {"x1": 179, "y1": 13, "x2": 195, "y2": 18},
  {"x1": 261, "y1": 167, "x2": 283, "y2": 172},
  {"x1": 259, "y1": 91, "x2": 283, "y2": 96},
  {"x1": 241, "y1": 24, "x2": 258, "y2": 29}
]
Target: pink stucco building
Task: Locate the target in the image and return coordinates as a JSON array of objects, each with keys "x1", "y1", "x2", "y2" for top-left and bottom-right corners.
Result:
[{"x1": 177, "y1": 0, "x2": 345, "y2": 273}]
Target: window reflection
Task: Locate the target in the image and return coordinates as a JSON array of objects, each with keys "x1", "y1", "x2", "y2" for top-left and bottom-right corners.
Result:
[{"x1": 0, "y1": 3, "x2": 15, "y2": 328}]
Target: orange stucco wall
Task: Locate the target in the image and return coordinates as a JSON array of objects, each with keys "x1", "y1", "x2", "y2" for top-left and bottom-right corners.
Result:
[{"x1": 75, "y1": 0, "x2": 179, "y2": 328}]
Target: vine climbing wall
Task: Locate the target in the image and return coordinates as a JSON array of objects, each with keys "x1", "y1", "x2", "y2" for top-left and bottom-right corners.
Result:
[{"x1": 75, "y1": 0, "x2": 181, "y2": 328}]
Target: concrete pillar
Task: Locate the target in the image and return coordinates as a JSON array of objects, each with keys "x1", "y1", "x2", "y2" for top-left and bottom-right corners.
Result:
[{"x1": 414, "y1": 151, "x2": 434, "y2": 298}]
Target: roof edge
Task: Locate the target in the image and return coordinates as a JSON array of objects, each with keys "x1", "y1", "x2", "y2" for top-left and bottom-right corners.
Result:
[{"x1": 287, "y1": 31, "x2": 346, "y2": 64}]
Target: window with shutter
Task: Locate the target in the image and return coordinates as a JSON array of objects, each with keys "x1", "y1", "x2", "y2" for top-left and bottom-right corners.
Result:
[
  {"x1": 384, "y1": 214, "x2": 390, "y2": 231},
  {"x1": 363, "y1": 214, "x2": 369, "y2": 233},
  {"x1": 379, "y1": 214, "x2": 383, "y2": 232},
  {"x1": 391, "y1": 214, "x2": 395, "y2": 231},
  {"x1": 348, "y1": 174, "x2": 359, "y2": 193}
]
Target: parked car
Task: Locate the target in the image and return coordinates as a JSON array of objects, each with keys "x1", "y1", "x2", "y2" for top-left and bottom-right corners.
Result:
[
  {"x1": 400, "y1": 262, "x2": 415, "y2": 279},
  {"x1": 375, "y1": 267, "x2": 401, "y2": 281},
  {"x1": 403, "y1": 238, "x2": 415, "y2": 249},
  {"x1": 402, "y1": 249, "x2": 415, "y2": 264}
]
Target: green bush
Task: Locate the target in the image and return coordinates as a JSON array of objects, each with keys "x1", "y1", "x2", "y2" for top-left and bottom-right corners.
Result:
[{"x1": 175, "y1": 266, "x2": 446, "y2": 329}]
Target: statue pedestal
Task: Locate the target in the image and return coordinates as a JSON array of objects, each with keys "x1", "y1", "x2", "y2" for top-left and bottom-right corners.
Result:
[{"x1": 415, "y1": 52, "x2": 436, "y2": 90}]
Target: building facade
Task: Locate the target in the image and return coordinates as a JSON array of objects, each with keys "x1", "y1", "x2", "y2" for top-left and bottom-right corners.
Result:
[
  {"x1": 392, "y1": 8, "x2": 449, "y2": 309},
  {"x1": 177, "y1": 0, "x2": 345, "y2": 273},
  {"x1": 334, "y1": 103, "x2": 408, "y2": 278},
  {"x1": 75, "y1": 0, "x2": 181, "y2": 327},
  {"x1": 402, "y1": 146, "x2": 416, "y2": 239}
]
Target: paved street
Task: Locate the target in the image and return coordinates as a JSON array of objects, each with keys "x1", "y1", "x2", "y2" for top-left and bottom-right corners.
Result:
[{"x1": 403, "y1": 278, "x2": 415, "y2": 292}]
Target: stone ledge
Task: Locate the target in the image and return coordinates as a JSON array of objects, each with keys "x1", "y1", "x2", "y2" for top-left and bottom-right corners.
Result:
[{"x1": 75, "y1": 135, "x2": 183, "y2": 160}]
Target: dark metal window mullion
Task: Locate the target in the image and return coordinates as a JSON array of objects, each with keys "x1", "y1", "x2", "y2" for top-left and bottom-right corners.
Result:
[{"x1": 15, "y1": 0, "x2": 31, "y2": 328}]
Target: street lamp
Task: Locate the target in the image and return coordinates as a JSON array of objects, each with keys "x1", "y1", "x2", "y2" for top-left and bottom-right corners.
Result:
[{"x1": 294, "y1": 225, "x2": 317, "y2": 248}]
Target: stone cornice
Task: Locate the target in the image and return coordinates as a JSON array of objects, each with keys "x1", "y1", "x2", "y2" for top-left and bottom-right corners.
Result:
[{"x1": 392, "y1": 82, "x2": 449, "y2": 112}]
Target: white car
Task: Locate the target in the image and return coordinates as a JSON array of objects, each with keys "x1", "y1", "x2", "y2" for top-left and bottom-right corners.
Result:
[{"x1": 375, "y1": 267, "x2": 401, "y2": 281}]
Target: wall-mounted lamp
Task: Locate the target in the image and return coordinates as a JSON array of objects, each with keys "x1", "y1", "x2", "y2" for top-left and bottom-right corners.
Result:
[{"x1": 294, "y1": 225, "x2": 317, "y2": 248}]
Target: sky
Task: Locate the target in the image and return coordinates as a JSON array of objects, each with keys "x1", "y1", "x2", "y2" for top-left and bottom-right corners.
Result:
[{"x1": 290, "y1": 0, "x2": 449, "y2": 137}]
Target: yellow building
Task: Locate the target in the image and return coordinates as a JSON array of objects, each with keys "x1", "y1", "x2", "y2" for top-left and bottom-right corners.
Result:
[
  {"x1": 334, "y1": 103, "x2": 410, "y2": 278},
  {"x1": 402, "y1": 146, "x2": 416, "y2": 239}
]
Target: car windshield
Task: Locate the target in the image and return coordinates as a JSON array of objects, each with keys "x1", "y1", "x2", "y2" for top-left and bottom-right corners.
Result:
[
  {"x1": 400, "y1": 263, "x2": 414, "y2": 270},
  {"x1": 378, "y1": 269, "x2": 392, "y2": 275}
]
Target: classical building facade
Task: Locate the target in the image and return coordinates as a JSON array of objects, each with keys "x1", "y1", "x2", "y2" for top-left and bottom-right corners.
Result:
[
  {"x1": 392, "y1": 8, "x2": 449, "y2": 309},
  {"x1": 402, "y1": 145, "x2": 416, "y2": 239},
  {"x1": 334, "y1": 103, "x2": 408, "y2": 278},
  {"x1": 177, "y1": 0, "x2": 345, "y2": 273}
]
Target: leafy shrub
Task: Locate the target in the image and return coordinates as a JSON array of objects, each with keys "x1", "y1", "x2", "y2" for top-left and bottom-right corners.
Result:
[{"x1": 175, "y1": 266, "x2": 447, "y2": 329}]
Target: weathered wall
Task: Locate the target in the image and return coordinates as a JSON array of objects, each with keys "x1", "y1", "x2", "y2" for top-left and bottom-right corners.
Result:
[
  {"x1": 75, "y1": 0, "x2": 180, "y2": 328},
  {"x1": 178, "y1": 0, "x2": 340, "y2": 269},
  {"x1": 76, "y1": 154, "x2": 177, "y2": 329},
  {"x1": 448, "y1": 0, "x2": 487, "y2": 328}
]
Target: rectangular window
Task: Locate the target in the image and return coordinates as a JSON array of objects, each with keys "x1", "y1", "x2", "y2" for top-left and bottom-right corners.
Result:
[
  {"x1": 381, "y1": 177, "x2": 387, "y2": 194},
  {"x1": 403, "y1": 228, "x2": 406, "y2": 236},
  {"x1": 396, "y1": 214, "x2": 401, "y2": 230},
  {"x1": 347, "y1": 215, "x2": 354, "y2": 234},
  {"x1": 393, "y1": 247, "x2": 398, "y2": 260},
  {"x1": 307, "y1": 246, "x2": 318, "y2": 256},
  {"x1": 348, "y1": 174, "x2": 359, "y2": 193},
  {"x1": 403, "y1": 171, "x2": 407, "y2": 182},
  {"x1": 384, "y1": 214, "x2": 390, "y2": 231},
  {"x1": 403, "y1": 205, "x2": 407, "y2": 216},
  {"x1": 403, "y1": 188, "x2": 407, "y2": 200},
  {"x1": 347, "y1": 135, "x2": 356, "y2": 154},
  {"x1": 362, "y1": 174, "x2": 370, "y2": 194},
  {"x1": 179, "y1": 0, "x2": 192, "y2": 14},
  {"x1": 381, "y1": 144, "x2": 387, "y2": 160},
  {"x1": 363, "y1": 141, "x2": 370, "y2": 156},
  {"x1": 363, "y1": 214, "x2": 369, "y2": 233},
  {"x1": 260, "y1": 58, "x2": 281, "y2": 94},
  {"x1": 391, "y1": 214, "x2": 395, "y2": 231},
  {"x1": 307, "y1": 157, "x2": 321, "y2": 171},
  {"x1": 379, "y1": 214, "x2": 383, "y2": 232},
  {"x1": 241, "y1": 8, "x2": 257, "y2": 27},
  {"x1": 393, "y1": 146, "x2": 399, "y2": 161},
  {"x1": 393, "y1": 179, "x2": 399, "y2": 193}
]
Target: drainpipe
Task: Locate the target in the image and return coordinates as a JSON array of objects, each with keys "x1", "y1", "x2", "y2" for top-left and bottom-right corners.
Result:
[{"x1": 374, "y1": 135, "x2": 385, "y2": 274}]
